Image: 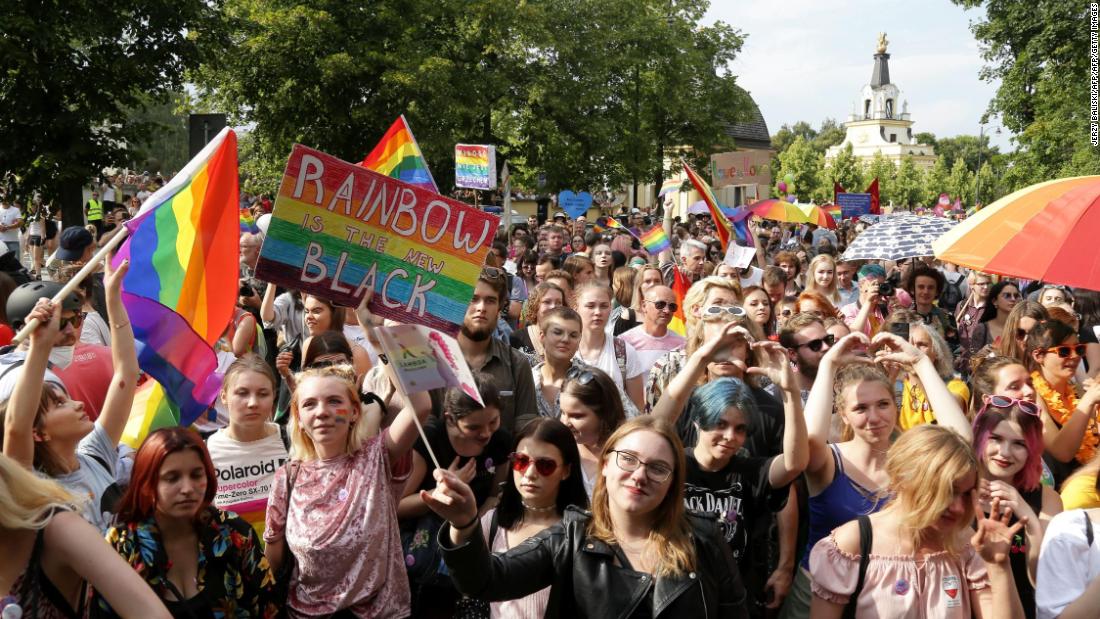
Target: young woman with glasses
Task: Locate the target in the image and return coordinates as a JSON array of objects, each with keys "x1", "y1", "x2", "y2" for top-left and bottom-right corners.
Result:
[
  {"x1": 781, "y1": 331, "x2": 972, "y2": 617},
  {"x1": 475, "y1": 418, "x2": 589, "y2": 618},
  {"x1": 957, "y1": 272, "x2": 995, "y2": 352},
  {"x1": 971, "y1": 391, "x2": 1063, "y2": 619},
  {"x1": 423, "y1": 416, "x2": 750, "y2": 617},
  {"x1": 1025, "y1": 320, "x2": 1100, "y2": 487}
]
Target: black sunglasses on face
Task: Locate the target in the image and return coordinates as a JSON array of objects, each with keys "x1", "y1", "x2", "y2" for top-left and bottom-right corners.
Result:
[
  {"x1": 796, "y1": 333, "x2": 836, "y2": 352},
  {"x1": 648, "y1": 300, "x2": 679, "y2": 312}
]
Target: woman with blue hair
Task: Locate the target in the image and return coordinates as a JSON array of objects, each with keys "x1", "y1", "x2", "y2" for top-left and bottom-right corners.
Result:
[{"x1": 668, "y1": 335, "x2": 808, "y2": 615}]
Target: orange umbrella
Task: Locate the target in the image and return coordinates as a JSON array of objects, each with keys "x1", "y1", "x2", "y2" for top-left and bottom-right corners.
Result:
[{"x1": 932, "y1": 176, "x2": 1100, "y2": 289}]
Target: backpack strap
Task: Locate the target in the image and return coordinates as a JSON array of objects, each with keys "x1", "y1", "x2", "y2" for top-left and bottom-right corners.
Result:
[
  {"x1": 613, "y1": 337, "x2": 627, "y2": 380},
  {"x1": 843, "y1": 515, "x2": 873, "y2": 619}
]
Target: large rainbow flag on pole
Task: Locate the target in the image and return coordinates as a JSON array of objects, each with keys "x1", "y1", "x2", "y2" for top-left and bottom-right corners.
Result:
[
  {"x1": 361, "y1": 115, "x2": 439, "y2": 193},
  {"x1": 682, "y1": 159, "x2": 734, "y2": 251},
  {"x1": 113, "y1": 128, "x2": 239, "y2": 427}
]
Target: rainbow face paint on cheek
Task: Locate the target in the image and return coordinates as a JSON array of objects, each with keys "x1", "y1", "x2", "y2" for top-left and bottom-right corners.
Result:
[{"x1": 333, "y1": 408, "x2": 351, "y2": 424}]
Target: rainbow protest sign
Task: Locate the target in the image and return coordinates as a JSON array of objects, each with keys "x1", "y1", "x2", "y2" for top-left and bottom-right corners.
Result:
[
  {"x1": 455, "y1": 144, "x2": 497, "y2": 190},
  {"x1": 256, "y1": 145, "x2": 499, "y2": 335}
]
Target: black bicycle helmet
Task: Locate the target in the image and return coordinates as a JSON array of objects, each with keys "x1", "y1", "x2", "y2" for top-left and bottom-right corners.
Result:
[{"x1": 6, "y1": 281, "x2": 82, "y2": 329}]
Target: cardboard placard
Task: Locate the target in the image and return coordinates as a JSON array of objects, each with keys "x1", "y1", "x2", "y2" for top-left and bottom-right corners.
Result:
[{"x1": 256, "y1": 144, "x2": 499, "y2": 335}]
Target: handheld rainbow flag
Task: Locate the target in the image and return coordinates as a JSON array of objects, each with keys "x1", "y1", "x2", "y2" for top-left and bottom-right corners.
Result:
[
  {"x1": 120, "y1": 381, "x2": 180, "y2": 450},
  {"x1": 113, "y1": 128, "x2": 238, "y2": 426},
  {"x1": 669, "y1": 268, "x2": 689, "y2": 336},
  {"x1": 640, "y1": 225, "x2": 671, "y2": 255},
  {"x1": 239, "y1": 208, "x2": 259, "y2": 234},
  {"x1": 682, "y1": 159, "x2": 734, "y2": 251},
  {"x1": 658, "y1": 177, "x2": 683, "y2": 197},
  {"x1": 361, "y1": 115, "x2": 439, "y2": 193}
]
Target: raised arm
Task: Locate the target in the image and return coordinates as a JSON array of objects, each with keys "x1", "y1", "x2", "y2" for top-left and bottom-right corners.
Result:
[
  {"x1": 871, "y1": 332, "x2": 971, "y2": 441},
  {"x1": 3, "y1": 299, "x2": 58, "y2": 468},
  {"x1": 746, "y1": 341, "x2": 807, "y2": 487},
  {"x1": 260, "y1": 283, "x2": 278, "y2": 325},
  {"x1": 805, "y1": 333, "x2": 871, "y2": 478},
  {"x1": 650, "y1": 323, "x2": 752, "y2": 424},
  {"x1": 97, "y1": 259, "x2": 139, "y2": 447}
]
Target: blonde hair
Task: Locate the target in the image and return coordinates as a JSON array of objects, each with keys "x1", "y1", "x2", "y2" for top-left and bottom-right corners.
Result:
[
  {"x1": 683, "y1": 276, "x2": 742, "y2": 334},
  {"x1": 0, "y1": 454, "x2": 80, "y2": 530},
  {"x1": 587, "y1": 417, "x2": 695, "y2": 577},
  {"x1": 288, "y1": 365, "x2": 370, "y2": 461},
  {"x1": 834, "y1": 365, "x2": 896, "y2": 441},
  {"x1": 686, "y1": 311, "x2": 764, "y2": 388},
  {"x1": 805, "y1": 254, "x2": 840, "y2": 305},
  {"x1": 885, "y1": 425, "x2": 978, "y2": 554}
]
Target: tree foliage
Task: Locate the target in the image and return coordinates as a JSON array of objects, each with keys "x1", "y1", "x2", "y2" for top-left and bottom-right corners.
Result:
[
  {"x1": 0, "y1": 0, "x2": 226, "y2": 206},
  {"x1": 774, "y1": 136, "x2": 822, "y2": 202},
  {"x1": 823, "y1": 143, "x2": 864, "y2": 198},
  {"x1": 197, "y1": 0, "x2": 751, "y2": 196},
  {"x1": 953, "y1": 0, "x2": 1100, "y2": 187}
]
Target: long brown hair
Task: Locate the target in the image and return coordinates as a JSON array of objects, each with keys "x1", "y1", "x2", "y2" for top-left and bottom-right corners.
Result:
[
  {"x1": 997, "y1": 301, "x2": 1049, "y2": 363},
  {"x1": 587, "y1": 416, "x2": 695, "y2": 577}
]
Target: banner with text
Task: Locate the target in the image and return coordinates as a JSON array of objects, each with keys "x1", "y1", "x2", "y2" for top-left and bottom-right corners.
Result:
[
  {"x1": 256, "y1": 144, "x2": 499, "y2": 335},
  {"x1": 455, "y1": 144, "x2": 497, "y2": 190},
  {"x1": 837, "y1": 192, "x2": 873, "y2": 219}
]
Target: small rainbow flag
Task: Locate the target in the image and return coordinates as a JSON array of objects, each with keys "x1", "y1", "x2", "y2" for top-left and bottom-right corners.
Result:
[
  {"x1": 669, "y1": 268, "x2": 689, "y2": 336},
  {"x1": 682, "y1": 159, "x2": 734, "y2": 251},
  {"x1": 361, "y1": 115, "x2": 439, "y2": 193},
  {"x1": 239, "y1": 208, "x2": 259, "y2": 234},
  {"x1": 640, "y1": 225, "x2": 671, "y2": 255},
  {"x1": 658, "y1": 177, "x2": 683, "y2": 197},
  {"x1": 114, "y1": 128, "x2": 238, "y2": 426},
  {"x1": 120, "y1": 381, "x2": 180, "y2": 450}
]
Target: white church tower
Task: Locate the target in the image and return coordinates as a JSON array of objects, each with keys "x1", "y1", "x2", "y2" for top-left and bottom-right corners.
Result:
[{"x1": 826, "y1": 33, "x2": 936, "y2": 169}]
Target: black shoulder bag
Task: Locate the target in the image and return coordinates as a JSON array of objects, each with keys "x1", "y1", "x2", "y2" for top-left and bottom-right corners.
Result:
[{"x1": 842, "y1": 515, "x2": 873, "y2": 619}]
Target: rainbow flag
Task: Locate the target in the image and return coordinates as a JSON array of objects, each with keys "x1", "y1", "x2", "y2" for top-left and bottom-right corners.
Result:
[
  {"x1": 682, "y1": 159, "x2": 735, "y2": 251},
  {"x1": 669, "y1": 268, "x2": 689, "y2": 336},
  {"x1": 658, "y1": 177, "x2": 683, "y2": 197},
  {"x1": 114, "y1": 128, "x2": 238, "y2": 426},
  {"x1": 361, "y1": 115, "x2": 439, "y2": 193},
  {"x1": 239, "y1": 208, "x2": 259, "y2": 234},
  {"x1": 120, "y1": 381, "x2": 180, "y2": 449},
  {"x1": 640, "y1": 225, "x2": 671, "y2": 255}
]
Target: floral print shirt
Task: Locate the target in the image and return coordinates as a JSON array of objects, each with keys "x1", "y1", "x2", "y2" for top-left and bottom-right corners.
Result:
[{"x1": 98, "y1": 507, "x2": 276, "y2": 618}]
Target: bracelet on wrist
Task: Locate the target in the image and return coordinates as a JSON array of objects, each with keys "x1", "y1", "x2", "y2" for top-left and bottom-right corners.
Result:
[
  {"x1": 450, "y1": 513, "x2": 479, "y2": 531},
  {"x1": 111, "y1": 320, "x2": 130, "y2": 330}
]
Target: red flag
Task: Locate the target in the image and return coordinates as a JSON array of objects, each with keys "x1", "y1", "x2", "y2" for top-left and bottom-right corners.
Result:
[
  {"x1": 867, "y1": 179, "x2": 880, "y2": 214},
  {"x1": 669, "y1": 267, "x2": 690, "y2": 336},
  {"x1": 682, "y1": 160, "x2": 733, "y2": 250}
]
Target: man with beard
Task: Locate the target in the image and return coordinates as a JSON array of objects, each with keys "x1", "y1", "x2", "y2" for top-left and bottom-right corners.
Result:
[
  {"x1": 777, "y1": 313, "x2": 833, "y2": 406},
  {"x1": 426, "y1": 269, "x2": 538, "y2": 434}
]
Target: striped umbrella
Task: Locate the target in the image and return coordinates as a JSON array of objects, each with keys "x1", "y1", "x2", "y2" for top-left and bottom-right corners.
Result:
[
  {"x1": 751, "y1": 199, "x2": 835, "y2": 228},
  {"x1": 932, "y1": 176, "x2": 1100, "y2": 289}
]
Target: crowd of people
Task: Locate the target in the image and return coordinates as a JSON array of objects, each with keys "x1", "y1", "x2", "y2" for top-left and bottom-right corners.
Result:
[{"x1": 2, "y1": 194, "x2": 1100, "y2": 619}]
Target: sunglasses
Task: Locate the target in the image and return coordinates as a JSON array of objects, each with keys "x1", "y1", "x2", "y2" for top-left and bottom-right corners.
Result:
[
  {"x1": 59, "y1": 312, "x2": 87, "y2": 329},
  {"x1": 796, "y1": 333, "x2": 836, "y2": 352},
  {"x1": 481, "y1": 266, "x2": 506, "y2": 280},
  {"x1": 979, "y1": 394, "x2": 1040, "y2": 417},
  {"x1": 703, "y1": 305, "x2": 746, "y2": 317},
  {"x1": 1000, "y1": 292, "x2": 1021, "y2": 300},
  {"x1": 566, "y1": 366, "x2": 598, "y2": 386},
  {"x1": 509, "y1": 452, "x2": 560, "y2": 477},
  {"x1": 647, "y1": 300, "x2": 679, "y2": 312},
  {"x1": 1043, "y1": 344, "x2": 1086, "y2": 359},
  {"x1": 1015, "y1": 328, "x2": 1028, "y2": 340}
]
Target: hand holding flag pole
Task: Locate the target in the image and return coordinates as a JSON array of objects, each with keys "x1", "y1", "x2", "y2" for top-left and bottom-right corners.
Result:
[{"x1": 13, "y1": 230, "x2": 130, "y2": 345}]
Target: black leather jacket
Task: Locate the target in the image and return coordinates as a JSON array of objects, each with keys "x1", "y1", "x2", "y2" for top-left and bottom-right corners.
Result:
[{"x1": 439, "y1": 506, "x2": 748, "y2": 618}]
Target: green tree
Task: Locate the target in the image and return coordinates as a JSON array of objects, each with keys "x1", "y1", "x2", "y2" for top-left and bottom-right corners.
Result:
[
  {"x1": 923, "y1": 155, "x2": 951, "y2": 205},
  {"x1": 891, "y1": 155, "x2": 925, "y2": 208},
  {"x1": 810, "y1": 118, "x2": 846, "y2": 154},
  {"x1": 974, "y1": 161, "x2": 998, "y2": 206},
  {"x1": 864, "y1": 151, "x2": 896, "y2": 205},
  {"x1": 774, "y1": 136, "x2": 822, "y2": 202},
  {"x1": 946, "y1": 157, "x2": 975, "y2": 205},
  {"x1": 0, "y1": 0, "x2": 225, "y2": 216},
  {"x1": 824, "y1": 143, "x2": 864, "y2": 198},
  {"x1": 934, "y1": 134, "x2": 998, "y2": 173},
  {"x1": 952, "y1": 0, "x2": 1100, "y2": 188},
  {"x1": 770, "y1": 121, "x2": 817, "y2": 156}
]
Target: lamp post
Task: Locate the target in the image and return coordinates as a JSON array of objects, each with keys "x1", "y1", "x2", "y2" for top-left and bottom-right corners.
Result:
[{"x1": 975, "y1": 121, "x2": 985, "y2": 207}]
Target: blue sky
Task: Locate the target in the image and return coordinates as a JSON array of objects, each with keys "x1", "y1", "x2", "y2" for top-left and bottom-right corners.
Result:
[{"x1": 704, "y1": 0, "x2": 1014, "y2": 151}]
